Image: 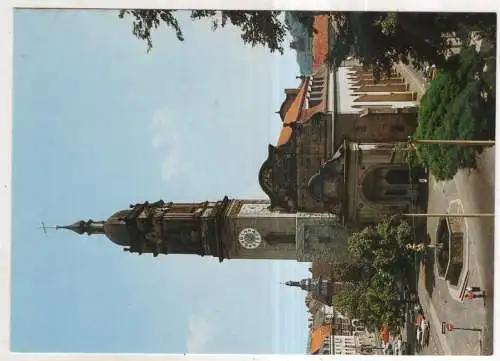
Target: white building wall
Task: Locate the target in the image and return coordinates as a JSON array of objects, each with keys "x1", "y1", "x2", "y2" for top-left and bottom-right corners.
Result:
[{"x1": 336, "y1": 67, "x2": 417, "y2": 113}]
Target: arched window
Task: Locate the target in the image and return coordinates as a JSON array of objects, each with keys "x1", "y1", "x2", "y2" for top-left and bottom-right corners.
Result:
[
  {"x1": 362, "y1": 166, "x2": 411, "y2": 203},
  {"x1": 385, "y1": 168, "x2": 410, "y2": 185}
]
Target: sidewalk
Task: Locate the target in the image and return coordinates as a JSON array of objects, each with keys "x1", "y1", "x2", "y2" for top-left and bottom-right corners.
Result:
[{"x1": 417, "y1": 275, "x2": 451, "y2": 355}]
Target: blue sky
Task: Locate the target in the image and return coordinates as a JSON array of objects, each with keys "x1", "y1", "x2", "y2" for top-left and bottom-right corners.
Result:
[{"x1": 11, "y1": 10, "x2": 311, "y2": 354}]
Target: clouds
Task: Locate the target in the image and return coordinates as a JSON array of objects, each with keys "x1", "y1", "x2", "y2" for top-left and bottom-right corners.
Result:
[
  {"x1": 186, "y1": 314, "x2": 216, "y2": 354},
  {"x1": 150, "y1": 109, "x2": 189, "y2": 181}
]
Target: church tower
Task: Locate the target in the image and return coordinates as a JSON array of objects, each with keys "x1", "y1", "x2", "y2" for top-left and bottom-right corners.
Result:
[
  {"x1": 285, "y1": 279, "x2": 312, "y2": 292},
  {"x1": 56, "y1": 197, "x2": 349, "y2": 263}
]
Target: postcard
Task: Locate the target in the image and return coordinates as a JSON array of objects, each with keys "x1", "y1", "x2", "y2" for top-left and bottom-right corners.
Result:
[{"x1": 4, "y1": 3, "x2": 497, "y2": 359}]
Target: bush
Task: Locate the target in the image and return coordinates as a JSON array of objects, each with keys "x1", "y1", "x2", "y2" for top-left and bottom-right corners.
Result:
[{"x1": 414, "y1": 46, "x2": 496, "y2": 181}]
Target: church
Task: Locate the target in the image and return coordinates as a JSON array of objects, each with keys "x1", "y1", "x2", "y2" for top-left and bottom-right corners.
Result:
[{"x1": 57, "y1": 15, "x2": 425, "y2": 264}]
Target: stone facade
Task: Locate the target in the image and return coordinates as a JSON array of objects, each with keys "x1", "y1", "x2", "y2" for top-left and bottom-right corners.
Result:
[
  {"x1": 344, "y1": 141, "x2": 421, "y2": 228},
  {"x1": 334, "y1": 108, "x2": 417, "y2": 148}
]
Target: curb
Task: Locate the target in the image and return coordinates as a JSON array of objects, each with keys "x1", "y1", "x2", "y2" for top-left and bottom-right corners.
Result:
[{"x1": 447, "y1": 199, "x2": 469, "y2": 303}]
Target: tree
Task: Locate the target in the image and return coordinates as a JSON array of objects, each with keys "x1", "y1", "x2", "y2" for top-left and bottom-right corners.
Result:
[
  {"x1": 330, "y1": 12, "x2": 496, "y2": 79},
  {"x1": 331, "y1": 261, "x2": 374, "y2": 283},
  {"x1": 414, "y1": 46, "x2": 496, "y2": 180},
  {"x1": 332, "y1": 272, "x2": 405, "y2": 330},
  {"x1": 332, "y1": 217, "x2": 415, "y2": 329},
  {"x1": 347, "y1": 215, "x2": 413, "y2": 277},
  {"x1": 119, "y1": 9, "x2": 292, "y2": 54}
]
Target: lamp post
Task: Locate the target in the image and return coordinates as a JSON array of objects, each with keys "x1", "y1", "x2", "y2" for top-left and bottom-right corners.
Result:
[
  {"x1": 409, "y1": 138, "x2": 495, "y2": 147},
  {"x1": 404, "y1": 213, "x2": 494, "y2": 218}
]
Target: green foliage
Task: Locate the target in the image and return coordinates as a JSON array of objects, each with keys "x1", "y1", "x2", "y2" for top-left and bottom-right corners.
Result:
[
  {"x1": 415, "y1": 46, "x2": 496, "y2": 180},
  {"x1": 332, "y1": 216, "x2": 414, "y2": 330},
  {"x1": 330, "y1": 12, "x2": 496, "y2": 79},
  {"x1": 331, "y1": 262, "x2": 374, "y2": 283},
  {"x1": 119, "y1": 10, "x2": 292, "y2": 54}
]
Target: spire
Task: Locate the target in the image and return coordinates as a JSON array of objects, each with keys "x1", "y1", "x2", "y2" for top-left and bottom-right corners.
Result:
[
  {"x1": 56, "y1": 219, "x2": 106, "y2": 236},
  {"x1": 284, "y1": 280, "x2": 301, "y2": 288}
]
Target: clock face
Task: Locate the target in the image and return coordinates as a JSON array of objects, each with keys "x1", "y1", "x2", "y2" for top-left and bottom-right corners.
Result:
[{"x1": 238, "y1": 228, "x2": 262, "y2": 249}]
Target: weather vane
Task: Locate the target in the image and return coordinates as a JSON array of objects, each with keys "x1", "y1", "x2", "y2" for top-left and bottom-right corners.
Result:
[{"x1": 40, "y1": 222, "x2": 58, "y2": 235}]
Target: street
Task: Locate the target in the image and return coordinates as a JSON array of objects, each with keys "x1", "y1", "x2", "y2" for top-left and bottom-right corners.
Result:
[{"x1": 415, "y1": 147, "x2": 494, "y2": 355}]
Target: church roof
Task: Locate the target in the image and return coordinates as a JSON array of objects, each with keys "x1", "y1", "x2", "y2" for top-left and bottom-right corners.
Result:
[
  {"x1": 311, "y1": 262, "x2": 333, "y2": 278},
  {"x1": 276, "y1": 78, "x2": 309, "y2": 146},
  {"x1": 103, "y1": 210, "x2": 131, "y2": 246},
  {"x1": 309, "y1": 325, "x2": 331, "y2": 354}
]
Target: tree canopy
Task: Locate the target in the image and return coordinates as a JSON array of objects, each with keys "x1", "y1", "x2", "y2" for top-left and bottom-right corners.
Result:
[
  {"x1": 331, "y1": 216, "x2": 415, "y2": 330},
  {"x1": 118, "y1": 10, "x2": 306, "y2": 54},
  {"x1": 330, "y1": 12, "x2": 496, "y2": 79},
  {"x1": 414, "y1": 46, "x2": 496, "y2": 180}
]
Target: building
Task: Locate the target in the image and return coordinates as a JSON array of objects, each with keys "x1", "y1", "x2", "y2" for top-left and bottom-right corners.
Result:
[
  {"x1": 333, "y1": 334, "x2": 357, "y2": 355},
  {"x1": 55, "y1": 19, "x2": 425, "y2": 265},
  {"x1": 309, "y1": 261, "x2": 333, "y2": 278},
  {"x1": 285, "y1": 13, "x2": 330, "y2": 76},
  {"x1": 308, "y1": 325, "x2": 332, "y2": 355},
  {"x1": 331, "y1": 314, "x2": 379, "y2": 355},
  {"x1": 285, "y1": 276, "x2": 333, "y2": 306},
  {"x1": 56, "y1": 198, "x2": 349, "y2": 262},
  {"x1": 259, "y1": 61, "x2": 425, "y2": 233}
]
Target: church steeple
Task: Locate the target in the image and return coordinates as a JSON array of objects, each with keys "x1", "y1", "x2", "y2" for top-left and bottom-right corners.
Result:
[
  {"x1": 54, "y1": 198, "x2": 232, "y2": 261},
  {"x1": 284, "y1": 278, "x2": 311, "y2": 291},
  {"x1": 52, "y1": 197, "x2": 340, "y2": 263},
  {"x1": 285, "y1": 280, "x2": 301, "y2": 287}
]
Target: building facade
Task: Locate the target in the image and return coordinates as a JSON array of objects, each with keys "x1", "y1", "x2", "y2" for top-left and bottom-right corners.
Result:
[
  {"x1": 57, "y1": 197, "x2": 350, "y2": 262},
  {"x1": 285, "y1": 275, "x2": 334, "y2": 306},
  {"x1": 259, "y1": 60, "x2": 425, "y2": 232},
  {"x1": 56, "y1": 20, "x2": 425, "y2": 265}
]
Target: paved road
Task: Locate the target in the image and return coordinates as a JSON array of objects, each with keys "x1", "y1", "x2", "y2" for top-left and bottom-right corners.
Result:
[
  {"x1": 397, "y1": 59, "x2": 495, "y2": 355},
  {"x1": 416, "y1": 147, "x2": 494, "y2": 355},
  {"x1": 453, "y1": 148, "x2": 495, "y2": 355}
]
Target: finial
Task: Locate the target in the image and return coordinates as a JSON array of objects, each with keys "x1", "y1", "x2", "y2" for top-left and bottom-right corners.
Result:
[
  {"x1": 52, "y1": 219, "x2": 106, "y2": 236},
  {"x1": 40, "y1": 222, "x2": 59, "y2": 235}
]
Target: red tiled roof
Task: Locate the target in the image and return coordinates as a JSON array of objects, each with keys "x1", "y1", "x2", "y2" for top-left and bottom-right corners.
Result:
[
  {"x1": 276, "y1": 78, "x2": 308, "y2": 146},
  {"x1": 310, "y1": 262, "x2": 333, "y2": 278},
  {"x1": 309, "y1": 325, "x2": 331, "y2": 354},
  {"x1": 312, "y1": 15, "x2": 329, "y2": 72}
]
